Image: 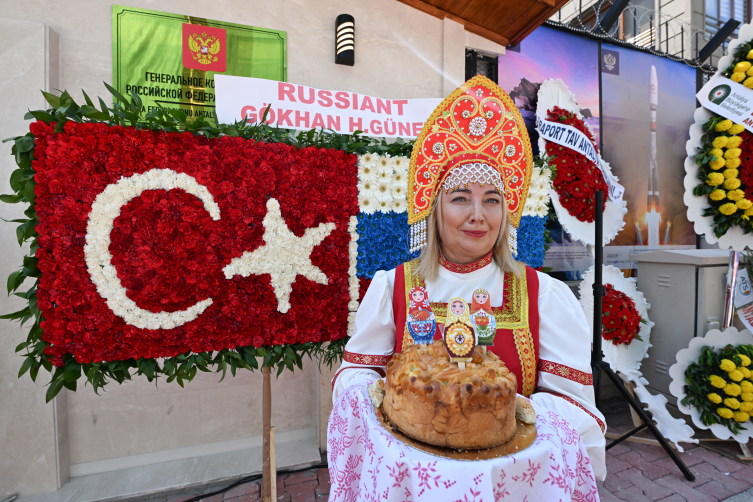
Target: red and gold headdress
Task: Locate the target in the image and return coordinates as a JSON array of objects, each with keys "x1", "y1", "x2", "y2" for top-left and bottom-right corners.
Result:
[{"x1": 408, "y1": 75, "x2": 533, "y2": 253}]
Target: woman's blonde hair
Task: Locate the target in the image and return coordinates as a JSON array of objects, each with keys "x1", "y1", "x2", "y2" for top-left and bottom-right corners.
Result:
[{"x1": 415, "y1": 191, "x2": 522, "y2": 281}]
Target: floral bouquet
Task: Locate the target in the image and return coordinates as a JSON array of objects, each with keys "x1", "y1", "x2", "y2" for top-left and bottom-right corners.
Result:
[
  {"x1": 682, "y1": 344, "x2": 753, "y2": 434},
  {"x1": 602, "y1": 284, "x2": 646, "y2": 346},
  {"x1": 545, "y1": 106, "x2": 608, "y2": 223},
  {"x1": 536, "y1": 79, "x2": 626, "y2": 246},
  {"x1": 692, "y1": 116, "x2": 753, "y2": 238},
  {"x1": 684, "y1": 23, "x2": 753, "y2": 250}
]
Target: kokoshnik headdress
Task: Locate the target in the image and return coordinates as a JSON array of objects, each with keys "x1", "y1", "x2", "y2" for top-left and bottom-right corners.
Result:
[{"x1": 408, "y1": 75, "x2": 533, "y2": 254}]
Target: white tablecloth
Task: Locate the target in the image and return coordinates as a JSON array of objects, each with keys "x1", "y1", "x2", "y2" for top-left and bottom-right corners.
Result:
[{"x1": 327, "y1": 382, "x2": 600, "y2": 502}]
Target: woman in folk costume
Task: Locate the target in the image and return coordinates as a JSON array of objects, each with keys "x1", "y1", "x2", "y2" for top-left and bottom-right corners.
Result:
[{"x1": 332, "y1": 75, "x2": 606, "y2": 480}]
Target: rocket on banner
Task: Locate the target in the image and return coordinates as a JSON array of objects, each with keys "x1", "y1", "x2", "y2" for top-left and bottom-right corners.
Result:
[{"x1": 646, "y1": 65, "x2": 663, "y2": 247}]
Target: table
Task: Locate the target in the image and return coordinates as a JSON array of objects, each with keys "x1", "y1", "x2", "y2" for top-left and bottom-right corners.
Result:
[{"x1": 327, "y1": 382, "x2": 600, "y2": 502}]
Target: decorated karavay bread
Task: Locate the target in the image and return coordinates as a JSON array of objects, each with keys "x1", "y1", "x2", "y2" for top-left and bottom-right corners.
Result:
[{"x1": 382, "y1": 341, "x2": 517, "y2": 449}]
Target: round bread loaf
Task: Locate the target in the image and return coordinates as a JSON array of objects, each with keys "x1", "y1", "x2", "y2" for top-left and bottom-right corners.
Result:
[{"x1": 383, "y1": 340, "x2": 517, "y2": 450}]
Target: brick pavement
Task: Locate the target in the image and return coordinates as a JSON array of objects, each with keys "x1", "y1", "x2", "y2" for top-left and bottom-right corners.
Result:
[{"x1": 598, "y1": 403, "x2": 753, "y2": 502}]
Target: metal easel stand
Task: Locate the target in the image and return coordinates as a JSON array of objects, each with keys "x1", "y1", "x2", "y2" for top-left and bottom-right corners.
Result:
[{"x1": 590, "y1": 191, "x2": 696, "y2": 481}]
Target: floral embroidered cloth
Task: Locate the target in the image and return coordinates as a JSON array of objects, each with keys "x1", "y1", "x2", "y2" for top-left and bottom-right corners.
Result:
[{"x1": 328, "y1": 383, "x2": 599, "y2": 502}]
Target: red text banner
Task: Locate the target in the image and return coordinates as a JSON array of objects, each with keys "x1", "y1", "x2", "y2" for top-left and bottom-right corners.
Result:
[
  {"x1": 32, "y1": 121, "x2": 357, "y2": 364},
  {"x1": 215, "y1": 75, "x2": 442, "y2": 138}
]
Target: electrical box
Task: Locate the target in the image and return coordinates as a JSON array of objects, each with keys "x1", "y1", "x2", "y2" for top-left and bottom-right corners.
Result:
[{"x1": 630, "y1": 249, "x2": 729, "y2": 404}]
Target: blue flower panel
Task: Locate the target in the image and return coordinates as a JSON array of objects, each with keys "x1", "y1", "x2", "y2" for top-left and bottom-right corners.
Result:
[
  {"x1": 515, "y1": 215, "x2": 547, "y2": 269},
  {"x1": 356, "y1": 212, "x2": 419, "y2": 278}
]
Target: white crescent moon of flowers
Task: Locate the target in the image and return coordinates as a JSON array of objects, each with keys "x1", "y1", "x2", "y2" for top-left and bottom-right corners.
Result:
[{"x1": 84, "y1": 168, "x2": 220, "y2": 330}]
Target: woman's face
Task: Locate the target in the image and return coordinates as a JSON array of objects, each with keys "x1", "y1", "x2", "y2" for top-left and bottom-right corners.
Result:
[
  {"x1": 450, "y1": 301, "x2": 465, "y2": 315},
  {"x1": 438, "y1": 182, "x2": 504, "y2": 264},
  {"x1": 474, "y1": 292, "x2": 489, "y2": 304},
  {"x1": 411, "y1": 290, "x2": 425, "y2": 303}
]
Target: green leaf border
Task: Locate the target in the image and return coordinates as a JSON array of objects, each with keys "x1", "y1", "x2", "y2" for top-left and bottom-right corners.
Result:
[{"x1": 2, "y1": 84, "x2": 415, "y2": 402}]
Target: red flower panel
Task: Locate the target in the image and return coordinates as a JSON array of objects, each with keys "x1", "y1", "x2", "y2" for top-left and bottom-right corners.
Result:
[{"x1": 32, "y1": 121, "x2": 358, "y2": 364}]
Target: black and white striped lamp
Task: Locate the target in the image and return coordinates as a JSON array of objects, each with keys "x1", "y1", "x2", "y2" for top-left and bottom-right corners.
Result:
[{"x1": 335, "y1": 14, "x2": 355, "y2": 66}]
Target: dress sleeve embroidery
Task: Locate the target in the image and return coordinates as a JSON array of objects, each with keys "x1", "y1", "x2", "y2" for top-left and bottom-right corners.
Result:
[
  {"x1": 538, "y1": 359, "x2": 594, "y2": 385},
  {"x1": 344, "y1": 350, "x2": 392, "y2": 367}
]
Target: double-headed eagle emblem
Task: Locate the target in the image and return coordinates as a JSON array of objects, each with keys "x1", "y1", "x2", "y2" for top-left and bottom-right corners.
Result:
[{"x1": 187, "y1": 32, "x2": 221, "y2": 65}]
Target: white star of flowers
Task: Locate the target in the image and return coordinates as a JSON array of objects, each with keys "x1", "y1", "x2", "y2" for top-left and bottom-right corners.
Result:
[{"x1": 222, "y1": 198, "x2": 336, "y2": 313}]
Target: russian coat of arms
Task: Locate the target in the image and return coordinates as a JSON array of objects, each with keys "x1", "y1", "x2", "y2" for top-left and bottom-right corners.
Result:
[{"x1": 188, "y1": 32, "x2": 221, "y2": 65}]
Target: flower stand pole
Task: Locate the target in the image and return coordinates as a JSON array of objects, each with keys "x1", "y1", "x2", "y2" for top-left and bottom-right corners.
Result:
[
  {"x1": 591, "y1": 191, "x2": 696, "y2": 481},
  {"x1": 262, "y1": 366, "x2": 277, "y2": 502},
  {"x1": 723, "y1": 251, "x2": 741, "y2": 330}
]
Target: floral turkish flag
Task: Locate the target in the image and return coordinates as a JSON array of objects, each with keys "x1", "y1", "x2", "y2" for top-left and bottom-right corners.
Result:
[{"x1": 32, "y1": 121, "x2": 358, "y2": 364}]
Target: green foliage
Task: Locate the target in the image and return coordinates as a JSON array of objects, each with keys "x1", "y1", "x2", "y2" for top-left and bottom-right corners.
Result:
[
  {"x1": 2, "y1": 84, "x2": 403, "y2": 401},
  {"x1": 721, "y1": 43, "x2": 753, "y2": 78},
  {"x1": 681, "y1": 344, "x2": 753, "y2": 435}
]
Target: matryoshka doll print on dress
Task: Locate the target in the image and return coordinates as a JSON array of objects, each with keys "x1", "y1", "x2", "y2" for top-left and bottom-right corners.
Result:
[
  {"x1": 406, "y1": 286, "x2": 437, "y2": 345},
  {"x1": 470, "y1": 288, "x2": 497, "y2": 346}
]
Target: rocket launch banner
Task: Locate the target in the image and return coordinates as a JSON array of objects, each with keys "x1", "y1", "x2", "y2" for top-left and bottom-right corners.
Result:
[
  {"x1": 215, "y1": 75, "x2": 442, "y2": 138},
  {"x1": 698, "y1": 74, "x2": 753, "y2": 133},
  {"x1": 535, "y1": 113, "x2": 624, "y2": 202}
]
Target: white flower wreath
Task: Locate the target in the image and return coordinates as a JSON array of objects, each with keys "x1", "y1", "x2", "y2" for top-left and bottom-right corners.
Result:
[{"x1": 536, "y1": 79, "x2": 627, "y2": 246}]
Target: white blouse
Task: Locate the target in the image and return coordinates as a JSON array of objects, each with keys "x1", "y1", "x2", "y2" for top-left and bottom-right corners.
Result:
[{"x1": 332, "y1": 260, "x2": 607, "y2": 481}]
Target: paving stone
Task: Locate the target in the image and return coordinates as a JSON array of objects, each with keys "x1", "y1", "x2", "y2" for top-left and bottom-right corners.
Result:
[
  {"x1": 654, "y1": 474, "x2": 719, "y2": 502},
  {"x1": 598, "y1": 483, "x2": 626, "y2": 502},
  {"x1": 225, "y1": 481, "x2": 261, "y2": 499},
  {"x1": 608, "y1": 453, "x2": 634, "y2": 473},
  {"x1": 276, "y1": 477, "x2": 287, "y2": 497},
  {"x1": 685, "y1": 448, "x2": 746, "y2": 473},
  {"x1": 285, "y1": 480, "x2": 318, "y2": 502},
  {"x1": 314, "y1": 468, "x2": 330, "y2": 496},
  {"x1": 276, "y1": 494, "x2": 291, "y2": 502},
  {"x1": 656, "y1": 495, "x2": 687, "y2": 502},
  {"x1": 729, "y1": 465, "x2": 753, "y2": 483},
  {"x1": 615, "y1": 468, "x2": 674, "y2": 500},
  {"x1": 224, "y1": 495, "x2": 261, "y2": 502},
  {"x1": 652, "y1": 453, "x2": 706, "y2": 474},
  {"x1": 618, "y1": 451, "x2": 673, "y2": 480},
  {"x1": 198, "y1": 495, "x2": 224, "y2": 502},
  {"x1": 692, "y1": 463, "x2": 753, "y2": 493},
  {"x1": 613, "y1": 485, "x2": 657, "y2": 501},
  {"x1": 605, "y1": 471, "x2": 636, "y2": 492},
  {"x1": 695, "y1": 480, "x2": 735, "y2": 500},
  {"x1": 675, "y1": 464, "x2": 714, "y2": 488},
  {"x1": 285, "y1": 470, "x2": 319, "y2": 486},
  {"x1": 628, "y1": 442, "x2": 671, "y2": 462},
  {"x1": 721, "y1": 486, "x2": 753, "y2": 501},
  {"x1": 609, "y1": 444, "x2": 633, "y2": 455}
]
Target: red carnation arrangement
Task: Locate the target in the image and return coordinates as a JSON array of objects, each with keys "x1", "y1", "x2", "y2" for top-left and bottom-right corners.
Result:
[
  {"x1": 602, "y1": 283, "x2": 644, "y2": 346},
  {"x1": 32, "y1": 120, "x2": 358, "y2": 365},
  {"x1": 544, "y1": 106, "x2": 608, "y2": 223},
  {"x1": 738, "y1": 130, "x2": 753, "y2": 194}
]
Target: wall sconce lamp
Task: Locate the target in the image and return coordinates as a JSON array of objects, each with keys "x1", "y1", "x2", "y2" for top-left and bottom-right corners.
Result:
[{"x1": 335, "y1": 14, "x2": 354, "y2": 66}]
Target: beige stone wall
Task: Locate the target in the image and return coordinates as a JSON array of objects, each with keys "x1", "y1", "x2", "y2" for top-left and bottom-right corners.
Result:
[
  {"x1": 0, "y1": 1, "x2": 505, "y2": 497},
  {"x1": 0, "y1": 17, "x2": 64, "y2": 497}
]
